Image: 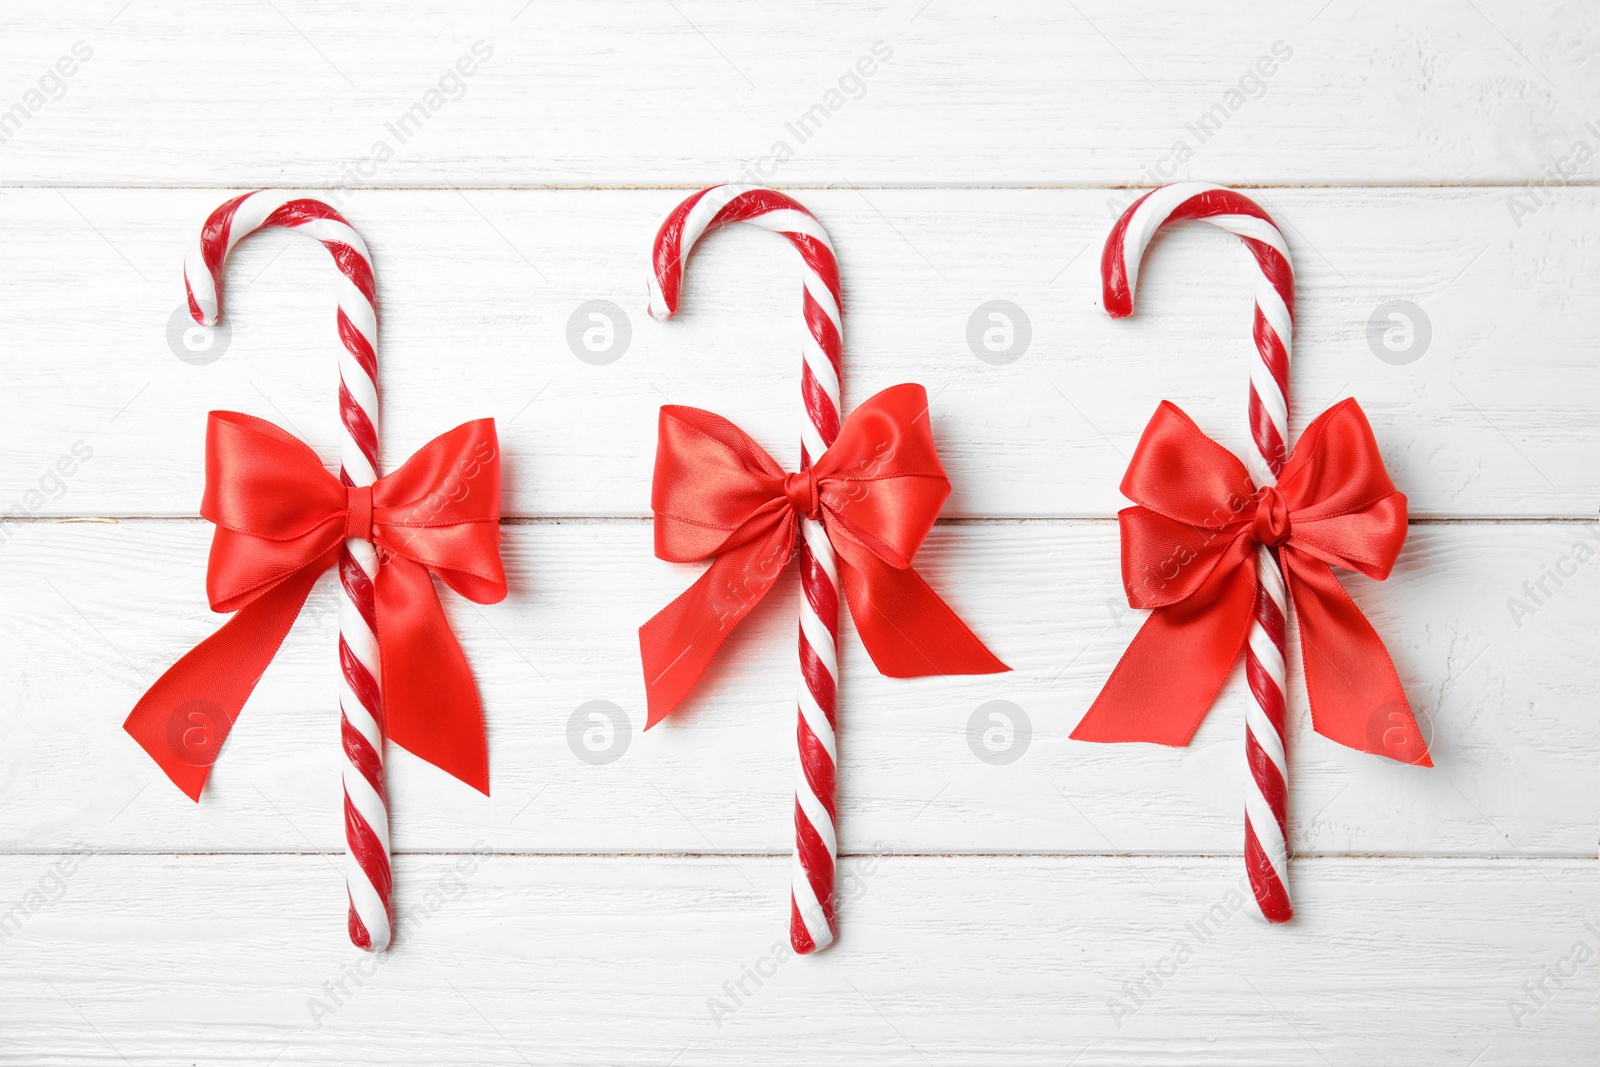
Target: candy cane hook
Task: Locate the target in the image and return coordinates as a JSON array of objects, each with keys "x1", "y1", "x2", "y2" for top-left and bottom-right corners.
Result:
[
  {"x1": 1102, "y1": 182, "x2": 1296, "y2": 923},
  {"x1": 648, "y1": 185, "x2": 844, "y2": 953},
  {"x1": 185, "y1": 191, "x2": 393, "y2": 950}
]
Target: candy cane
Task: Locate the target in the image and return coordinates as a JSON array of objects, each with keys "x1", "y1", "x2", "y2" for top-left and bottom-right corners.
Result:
[
  {"x1": 185, "y1": 191, "x2": 393, "y2": 950},
  {"x1": 1102, "y1": 182, "x2": 1295, "y2": 923},
  {"x1": 648, "y1": 185, "x2": 844, "y2": 953}
]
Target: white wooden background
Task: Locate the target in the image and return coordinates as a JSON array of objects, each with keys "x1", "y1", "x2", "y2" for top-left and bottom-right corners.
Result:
[{"x1": 2, "y1": 2, "x2": 1597, "y2": 1064}]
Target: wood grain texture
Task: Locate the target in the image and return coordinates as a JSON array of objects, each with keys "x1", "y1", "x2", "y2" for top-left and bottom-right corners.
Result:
[
  {"x1": 5, "y1": 518, "x2": 1593, "y2": 857},
  {"x1": 2, "y1": 1, "x2": 1597, "y2": 187},
  {"x1": 1, "y1": 853, "x2": 1592, "y2": 1066},
  {"x1": 1, "y1": 187, "x2": 1595, "y2": 519}
]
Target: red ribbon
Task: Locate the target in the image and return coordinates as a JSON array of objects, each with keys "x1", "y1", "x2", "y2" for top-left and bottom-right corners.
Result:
[
  {"x1": 640, "y1": 383, "x2": 1008, "y2": 726},
  {"x1": 1072, "y1": 398, "x2": 1431, "y2": 767},
  {"x1": 124, "y1": 411, "x2": 507, "y2": 800}
]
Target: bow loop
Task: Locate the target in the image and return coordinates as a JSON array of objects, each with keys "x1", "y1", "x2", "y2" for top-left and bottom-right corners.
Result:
[
  {"x1": 1122, "y1": 401, "x2": 1257, "y2": 527},
  {"x1": 640, "y1": 383, "x2": 1007, "y2": 726},
  {"x1": 200, "y1": 412, "x2": 347, "y2": 614},
  {"x1": 1278, "y1": 399, "x2": 1408, "y2": 580},
  {"x1": 371, "y1": 419, "x2": 508, "y2": 604},
  {"x1": 202, "y1": 411, "x2": 348, "y2": 541},
  {"x1": 125, "y1": 412, "x2": 506, "y2": 801},
  {"x1": 652, "y1": 405, "x2": 790, "y2": 563},
  {"x1": 812, "y1": 383, "x2": 951, "y2": 571},
  {"x1": 373, "y1": 419, "x2": 505, "y2": 527},
  {"x1": 1074, "y1": 398, "x2": 1428, "y2": 766},
  {"x1": 1118, "y1": 503, "x2": 1255, "y2": 611}
]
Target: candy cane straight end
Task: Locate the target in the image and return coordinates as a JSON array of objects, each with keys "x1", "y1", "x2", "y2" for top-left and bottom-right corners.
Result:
[
  {"x1": 650, "y1": 185, "x2": 844, "y2": 954},
  {"x1": 791, "y1": 913, "x2": 835, "y2": 955},
  {"x1": 1102, "y1": 182, "x2": 1296, "y2": 926},
  {"x1": 188, "y1": 189, "x2": 392, "y2": 952}
]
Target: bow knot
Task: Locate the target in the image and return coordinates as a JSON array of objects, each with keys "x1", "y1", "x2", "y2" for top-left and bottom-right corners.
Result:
[
  {"x1": 1073, "y1": 398, "x2": 1430, "y2": 767},
  {"x1": 1252, "y1": 485, "x2": 1290, "y2": 546},
  {"x1": 125, "y1": 411, "x2": 507, "y2": 800},
  {"x1": 344, "y1": 484, "x2": 375, "y2": 542},
  {"x1": 783, "y1": 468, "x2": 822, "y2": 521},
  {"x1": 640, "y1": 383, "x2": 1008, "y2": 727}
]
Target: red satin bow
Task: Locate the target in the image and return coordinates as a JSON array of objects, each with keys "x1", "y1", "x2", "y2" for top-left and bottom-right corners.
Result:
[
  {"x1": 1072, "y1": 398, "x2": 1431, "y2": 766},
  {"x1": 640, "y1": 383, "x2": 1008, "y2": 726},
  {"x1": 124, "y1": 411, "x2": 507, "y2": 800}
]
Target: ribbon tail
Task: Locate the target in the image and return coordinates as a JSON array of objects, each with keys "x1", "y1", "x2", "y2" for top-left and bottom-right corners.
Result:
[
  {"x1": 377, "y1": 556, "x2": 492, "y2": 794},
  {"x1": 123, "y1": 566, "x2": 323, "y2": 801},
  {"x1": 836, "y1": 549, "x2": 1008, "y2": 678},
  {"x1": 639, "y1": 522, "x2": 794, "y2": 728},
  {"x1": 1073, "y1": 563, "x2": 1257, "y2": 746},
  {"x1": 1286, "y1": 553, "x2": 1432, "y2": 767}
]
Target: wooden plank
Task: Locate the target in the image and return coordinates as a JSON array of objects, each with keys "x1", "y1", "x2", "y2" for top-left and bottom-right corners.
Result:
[
  {"x1": 5, "y1": 518, "x2": 1592, "y2": 856},
  {"x1": 1, "y1": 187, "x2": 1594, "y2": 519},
  {"x1": 2, "y1": 852, "x2": 1592, "y2": 1065},
  {"x1": 2, "y1": 2, "x2": 1596, "y2": 187}
]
